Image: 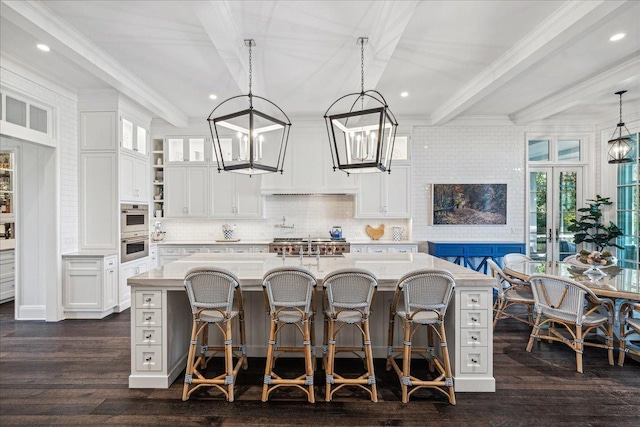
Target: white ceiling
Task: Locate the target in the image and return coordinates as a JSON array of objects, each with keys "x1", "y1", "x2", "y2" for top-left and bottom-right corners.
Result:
[{"x1": 1, "y1": 0, "x2": 639, "y2": 128}]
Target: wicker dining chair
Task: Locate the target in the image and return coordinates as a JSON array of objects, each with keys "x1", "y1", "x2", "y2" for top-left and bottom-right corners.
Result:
[
  {"x1": 322, "y1": 268, "x2": 378, "y2": 402},
  {"x1": 182, "y1": 267, "x2": 247, "y2": 402},
  {"x1": 386, "y1": 269, "x2": 456, "y2": 404},
  {"x1": 487, "y1": 259, "x2": 535, "y2": 328},
  {"x1": 262, "y1": 266, "x2": 317, "y2": 403},
  {"x1": 503, "y1": 253, "x2": 533, "y2": 266},
  {"x1": 618, "y1": 301, "x2": 640, "y2": 366},
  {"x1": 526, "y1": 274, "x2": 614, "y2": 373}
]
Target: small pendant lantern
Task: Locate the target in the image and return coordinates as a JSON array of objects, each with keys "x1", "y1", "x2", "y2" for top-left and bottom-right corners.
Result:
[
  {"x1": 324, "y1": 37, "x2": 398, "y2": 174},
  {"x1": 607, "y1": 90, "x2": 635, "y2": 164}
]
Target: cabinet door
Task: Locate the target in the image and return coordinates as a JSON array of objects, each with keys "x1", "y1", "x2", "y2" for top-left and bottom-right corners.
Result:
[
  {"x1": 134, "y1": 156, "x2": 149, "y2": 201},
  {"x1": 63, "y1": 258, "x2": 102, "y2": 310},
  {"x1": 164, "y1": 167, "x2": 186, "y2": 217},
  {"x1": 80, "y1": 111, "x2": 117, "y2": 150},
  {"x1": 384, "y1": 165, "x2": 410, "y2": 218},
  {"x1": 120, "y1": 154, "x2": 135, "y2": 201},
  {"x1": 210, "y1": 171, "x2": 236, "y2": 216},
  {"x1": 103, "y1": 256, "x2": 117, "y2": 309},
  {"x1": 81, "y1": 152, "x2": 118, "y2": 248},
  {"x1": 235, "y1": 174, "x2": 262, "y2": 217},
  {"x1": 356, "y1": 173, "x2": 384, "y2": 218},
  {"x1": 186, "y1": 167, "x2": 208, "y2": 217}
]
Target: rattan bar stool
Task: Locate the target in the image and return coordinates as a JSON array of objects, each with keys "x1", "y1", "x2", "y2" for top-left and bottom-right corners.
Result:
[
  {"x1": 322, "y1": 268, "x2": 378, "y2": 402},
  {"x1": 618, "y1": 301, "x2": 640, "y2": 366},
  {"x1": 262, "y1": 266, "x2": 317, "y2": 403},
  {"x1": 182, "y1": 267, "x2": 247, "y2": 402},
  {"x1": 386, "y1": 269, "x2": 456, "y2": 404}
]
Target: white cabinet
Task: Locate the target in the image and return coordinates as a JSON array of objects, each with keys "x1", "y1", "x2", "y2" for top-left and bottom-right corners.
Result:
[
  {"x1": 356, "y1": 164, "x2": 410, "y2": 218},
  {"x1": 210, "y1": 172, "x2": 263, "y2": 218},
  {"x1": 80, "y1": 152, "x2": 118, "y2": 249},
  {"x1": 80, "y1": 111, "x2": 117, "y2": 150},
  {"x1": 165, "y1": 136, "x2": 207, "y2": 163},
  {"x1": 119, "y1": 257, "x2": 149, "y2": 311},
  {"x1": 351, "y1": 243, "x2": 418, "y2": 254},
  {"x1": 63, "y1": 253, "x2": 118, "y2": 319},
  {"x1": 158, "y1": 244, "x2": 269, "y2": 265},
  {"x1": 121, "y1": 117, "x2": 148, "y2": 156},
  {"x1": 455, "y1": 289, "x2": 492, "y2": 378},
  {"x1": 0, "y1": 249, "x2": 15, "y2": 303},
  {"x1": 261, "y1": 123, "x2": 357, "y2": 194},
  {"x1": 164, "y1": 166, "x2": 208, "y2": 218},
  {"x1": 120, "y1": 152, "x2": 149, "y2": 203},
  {"x1": 148, "y1": 245, "x2": 158, "y2": 270}
]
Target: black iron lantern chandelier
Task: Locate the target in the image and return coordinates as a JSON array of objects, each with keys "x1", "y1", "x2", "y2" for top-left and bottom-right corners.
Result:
[
  {"x1": 324, "y1": 37, "x2": 398, "y2": 174},
  {"x1": 607, "y1": 90, "x2": 635, "y2": 164},
  {"x1": 208, "y1": 39, "x2": 292, "y2": 175}
]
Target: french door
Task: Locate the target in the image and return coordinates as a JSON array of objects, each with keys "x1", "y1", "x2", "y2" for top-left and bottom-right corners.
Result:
[{"x1": 528, "y1": 166, "x2": 583, "y2": 262}]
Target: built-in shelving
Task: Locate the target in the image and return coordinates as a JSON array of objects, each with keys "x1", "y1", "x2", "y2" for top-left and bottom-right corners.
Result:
[
  {"x1": 151, "y1": 139, "x2": 164, "y2": 218},
  {"x1": 0, "y1": 152, "x2": 14, "y2": 222}
]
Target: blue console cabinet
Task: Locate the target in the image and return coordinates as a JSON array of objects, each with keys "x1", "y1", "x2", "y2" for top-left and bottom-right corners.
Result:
[{"x1": 423, "y1": 241, "x2": 526, "y2": 274}]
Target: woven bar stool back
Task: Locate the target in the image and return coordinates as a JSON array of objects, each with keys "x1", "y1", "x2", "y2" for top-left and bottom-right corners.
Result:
[
  {"x1": 526, "y1": 274, "x2": 614, "y2": 373},
  {"x1": 182, "y1": 267, "x2": 247, "y2": 402},
  {"x1": 386, "y1": 269, "x2": 456, "y2": 404},
  {"x1": 322, "y1": 268, "x2": 378, "y2": 402},
  {"x1": 487, "y1": 259, "x2": 534, "y2": 328},
  {"x1": 618, "y1": 302, "x2": 640, "y2": 366},
  {"x1": 262, "y1": 266, "x2": 317, "y2": 403}
]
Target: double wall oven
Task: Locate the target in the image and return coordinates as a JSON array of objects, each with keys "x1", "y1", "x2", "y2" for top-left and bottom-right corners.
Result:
[{"x1": 121, "y1": 204, "x2": 149, "y2": 263}]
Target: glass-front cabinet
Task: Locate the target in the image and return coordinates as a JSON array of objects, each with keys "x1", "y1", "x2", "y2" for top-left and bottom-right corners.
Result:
[
  {"x1": 165, "y1": 136, "x2": 207, "y2": 163},
  {"x1": 121, "y1": 117, "x2": 148, "y2": 156},
  {"x1": 0, "y1": 152, "x2": 14, "y2": 222}
]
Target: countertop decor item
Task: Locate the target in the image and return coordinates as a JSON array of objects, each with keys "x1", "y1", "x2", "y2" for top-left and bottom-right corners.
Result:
[
  {"x1": 365, "y1": 224, "x2": 384, "y2": 240},
  {"x1": 324, "y1": 37, "x2": 398, "y2": 175},
  {"x1": 207, "y1": 39, "x2": 292, "y2": 176},
  {"x1": 222, "y1": 224, "x2": 236, "y2": 240}
]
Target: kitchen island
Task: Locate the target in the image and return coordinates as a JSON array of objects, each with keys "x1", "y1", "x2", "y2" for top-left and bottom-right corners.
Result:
[{"x1": 128, "y1": 252, "x2": 495, "y2": 392}]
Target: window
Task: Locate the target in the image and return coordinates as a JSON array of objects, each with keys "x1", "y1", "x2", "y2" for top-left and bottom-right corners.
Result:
[
  {"x1": 1, "y1": 92, "x2": 51, "y2": 135},
  {"x1": 528, "y1": 137, "x2": 583, "y2": 163},
  {"x1": 616, "y1": 133, "x2": 639, "y2": 269}
]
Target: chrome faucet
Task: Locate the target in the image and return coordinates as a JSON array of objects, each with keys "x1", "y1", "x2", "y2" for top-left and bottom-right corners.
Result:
[{"x1": 275, "y1": 216, "x2": 295, "y2": 229}]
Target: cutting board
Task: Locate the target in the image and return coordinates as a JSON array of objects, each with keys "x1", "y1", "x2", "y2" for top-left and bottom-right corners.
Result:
[{"x1": 365, "y1": 224, "x2": 384, "y2": 240}]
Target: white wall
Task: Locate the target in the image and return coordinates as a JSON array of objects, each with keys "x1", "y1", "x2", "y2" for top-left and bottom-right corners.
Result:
[
  {"x1": 410, "y1": 123, "x2": 526, "y2": 242},
  {"x1": 159, "y1": 195, "x2": 410, "y2": 242}
]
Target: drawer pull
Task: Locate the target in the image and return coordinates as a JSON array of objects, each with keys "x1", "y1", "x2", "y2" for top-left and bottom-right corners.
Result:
[
  {"x1": 470, "y1": 298, "x2": 478, "y2": 303},
  {"x1": 145, "y1": 356, "x2": 152, "y2": 362},
  {"x1": 145, "y1": 297, "x2": 152, "y2": 303},
  {"x1": 471, "y1": 358, "x2": 478, "y2": 364},
  {"x1": 145, "y1": 316, "x2": 152, "y2": 321},
  {"x1": 471, "y1": 336, "x2": 478, "y2": 341},
  {"x1": 145, "y1": 334, "x2": 152, "y2": 339},
  {"x1": 471, "y1": 317, "x2": 478, "y2": 322}
]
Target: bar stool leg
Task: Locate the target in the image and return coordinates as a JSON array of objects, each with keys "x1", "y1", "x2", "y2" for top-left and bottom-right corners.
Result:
[
  {"x1": 401, "y1": 319, "x2": 411, "y2": 404},
  {"x1": 438, "y1": 322, "x2": 455, "y2": 405},
  {"x1": 303, "y1": 318, "x2": 315, "y2": 403},
  {"x1": 363, "y1": 318, "x2": 378, "y2": 402},
  {"x1": 262, "y1": 317, "x2": 277, "y2": 402},
  {"x1": 325, "y1": 318, "x2": 336, "y2": 402},
  {"x1": 182, "y1": 318, "x2": 199, "y2": 401}
]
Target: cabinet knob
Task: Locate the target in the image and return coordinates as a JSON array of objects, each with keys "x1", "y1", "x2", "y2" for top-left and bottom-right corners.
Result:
[
  {"x1": 145, "y1": 297, "x2": 152, "y2": 303},
  {"x1": 471, "y1": 317, "x2": 478, "y2": 322},
  {"x1": 471, "y1": 335, "x2": 478, "y2": 341}
]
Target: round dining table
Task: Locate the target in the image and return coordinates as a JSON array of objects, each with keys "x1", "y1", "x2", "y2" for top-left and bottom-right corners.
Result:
[{"x1": 504, "y1": 260, "x2": 640, "y2": 301}]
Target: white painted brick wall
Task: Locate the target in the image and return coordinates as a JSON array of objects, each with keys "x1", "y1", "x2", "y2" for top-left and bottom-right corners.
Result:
[
  {"x1": 0, "y1": 67, "x2": 78, "y2": 253},
  {"x1": 160, "y1": 195, "x2": 410, "y2": 242},
  {"x1": 411, "y1": 124, "x2": 526, "y2": 242}
]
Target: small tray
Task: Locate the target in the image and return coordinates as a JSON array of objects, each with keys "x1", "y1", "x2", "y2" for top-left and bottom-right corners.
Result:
[{"x1": 215, "y1": 239, "x2": 240, "y2": 243}]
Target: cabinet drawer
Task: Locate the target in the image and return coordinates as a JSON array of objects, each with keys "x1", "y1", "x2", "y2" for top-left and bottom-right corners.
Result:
[
  {"x1": 159, "y1": 247, "x2": 180, "y2": 256},
  {"x1": 105, "y1": 256, "x2": 117, "y2": 269},
  {"x1": 135, "y1": 327, "x2": 162, "y2": 345},
  {"x1": 135, "y1": 308, "x2": 162, "y2": 327},
  {"x1": 367, "y1": 247, "x2": 389, "y2": 254},
  {"x1": 459, "y1": 347, "x2": 488, "y2": 374},
  {"x1": 183, "y1": 247, "x2": 204, "y2": 255},
  {"x1": 65, "y1": 259, "x2": 101, "y2": 271},
  {"x1": 135, "y1": 291, "x2": 162, "y2": 309},
  {"x1": 392, "y1": 246, "x2": 417, "y2": 253},
  {"x1": 208, "y1": 247, "x2": 231, "y2": 254},
  {"x1": 460, "y1": 328, "x2": 488, "y2": 347},
  {"x1": 461, "y1": 309, "x2": 488, "y2": 328},
  {"x1": 460, "y1": 290, "x2": 489, "y2": 309},
  {"x1": 0, "y1": 277, "x2": 15, "y2": 294},
  {"x1": 135, "y1": 345, "x2": 163, "y2": 372},
  {"x1": 0, "y1": 250, "x2": 15, "y2": 263}
]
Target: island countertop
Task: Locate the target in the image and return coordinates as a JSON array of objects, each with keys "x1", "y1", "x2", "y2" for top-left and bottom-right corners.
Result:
[{"x1": 128, "y1": 252, "x2": 494, "y2": 291}]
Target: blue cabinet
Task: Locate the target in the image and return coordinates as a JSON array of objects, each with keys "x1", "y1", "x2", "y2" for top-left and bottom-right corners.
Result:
[{"x1": 424, "y1": 241, "x2": 526, "y2": 274}]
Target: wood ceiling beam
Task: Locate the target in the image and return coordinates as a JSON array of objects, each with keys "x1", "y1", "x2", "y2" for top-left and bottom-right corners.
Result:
[
  {"x1": 1, "y1": 0, "x2": 189, "y2": 128},
  {"x1": 510, "y1": 53, "x2": 640, "y2": 125},
  {"x1": 430, "y1": 0, "x2": 627, "y2": 126}
]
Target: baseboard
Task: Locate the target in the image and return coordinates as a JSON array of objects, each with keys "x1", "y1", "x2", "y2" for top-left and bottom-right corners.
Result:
[{"x1": 16, "y1": 304, "x2": 46, "y2": 320}]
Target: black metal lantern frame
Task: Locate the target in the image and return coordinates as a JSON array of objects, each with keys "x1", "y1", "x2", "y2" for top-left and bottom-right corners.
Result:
[
  {"x1": 607, "y1": 90, "x2": 635, "y2": 164},
  {"x1": 324, "y1": 37, "x2": 399, "y2": 175},
  {"x1": 207, "y1": 40, "x2": 292, "y2": 175}
]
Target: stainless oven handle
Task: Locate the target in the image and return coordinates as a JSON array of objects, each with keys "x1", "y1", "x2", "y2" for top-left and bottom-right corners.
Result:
[
  {"x1": 122, "y1": 209, "x2": 148, "y2": 214},
  {"x1": 121, "y1": 237, "x2": 148, "y2": 244}
]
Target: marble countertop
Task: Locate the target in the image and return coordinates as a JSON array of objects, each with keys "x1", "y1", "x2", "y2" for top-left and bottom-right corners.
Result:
[
  {"x1": 128, "y1": 252, "x2": 493, "y2": 291},
  {"x1": 62, "y1": 250, "x2": 118, "y2": 257},
  {"x1": 154, "y1": 240, "x2": 272, "y2": 245},
  {"x1": 349, "y1": 240, "x2": 418, "y2": 245}
]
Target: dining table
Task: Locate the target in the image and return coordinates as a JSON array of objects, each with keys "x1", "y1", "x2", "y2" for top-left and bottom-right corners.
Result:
[{"x1": 504, "y1": 260, "x2": 640, "y2": 301}]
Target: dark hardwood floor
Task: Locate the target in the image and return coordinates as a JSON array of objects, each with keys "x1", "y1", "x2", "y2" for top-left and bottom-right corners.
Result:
[{"x1": 0, "y1": 301, "x2": 638, "y2": 426}]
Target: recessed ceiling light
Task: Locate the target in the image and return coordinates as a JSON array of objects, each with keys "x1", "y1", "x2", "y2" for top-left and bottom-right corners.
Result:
[
  {"x1": 37, "y1": 44, "x2": 50, "y2": 52},
  {"x1": 400, "y1": 92, "x2": 409, "y2": 98},
  {"x1": 209, "y1": 94, "x2": 218, "y2": 100},
  {"x1": 610, "y1": 33, "x2": 625, "y2": 42}
]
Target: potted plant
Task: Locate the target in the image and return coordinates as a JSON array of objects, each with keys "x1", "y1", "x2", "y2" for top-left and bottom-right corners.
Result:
[{"x1": 567, "y1": 195, "x2": 623, "y2": 266}]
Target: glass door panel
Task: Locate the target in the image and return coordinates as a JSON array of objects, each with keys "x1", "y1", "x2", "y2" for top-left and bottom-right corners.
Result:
[{"x1": 529, "y1": 166, "x2": 582, "y2": 262}]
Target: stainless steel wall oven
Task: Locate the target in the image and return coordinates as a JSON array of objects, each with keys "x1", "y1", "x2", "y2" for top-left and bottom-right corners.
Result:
[{"x1": 121, "y1": 204, "x2": 149, "y2": 263}]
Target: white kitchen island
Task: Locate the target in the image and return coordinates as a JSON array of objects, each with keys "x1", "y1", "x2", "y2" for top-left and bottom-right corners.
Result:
[{"x1": 128, "y1": 252, "x2": 496, "y2": 392}]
